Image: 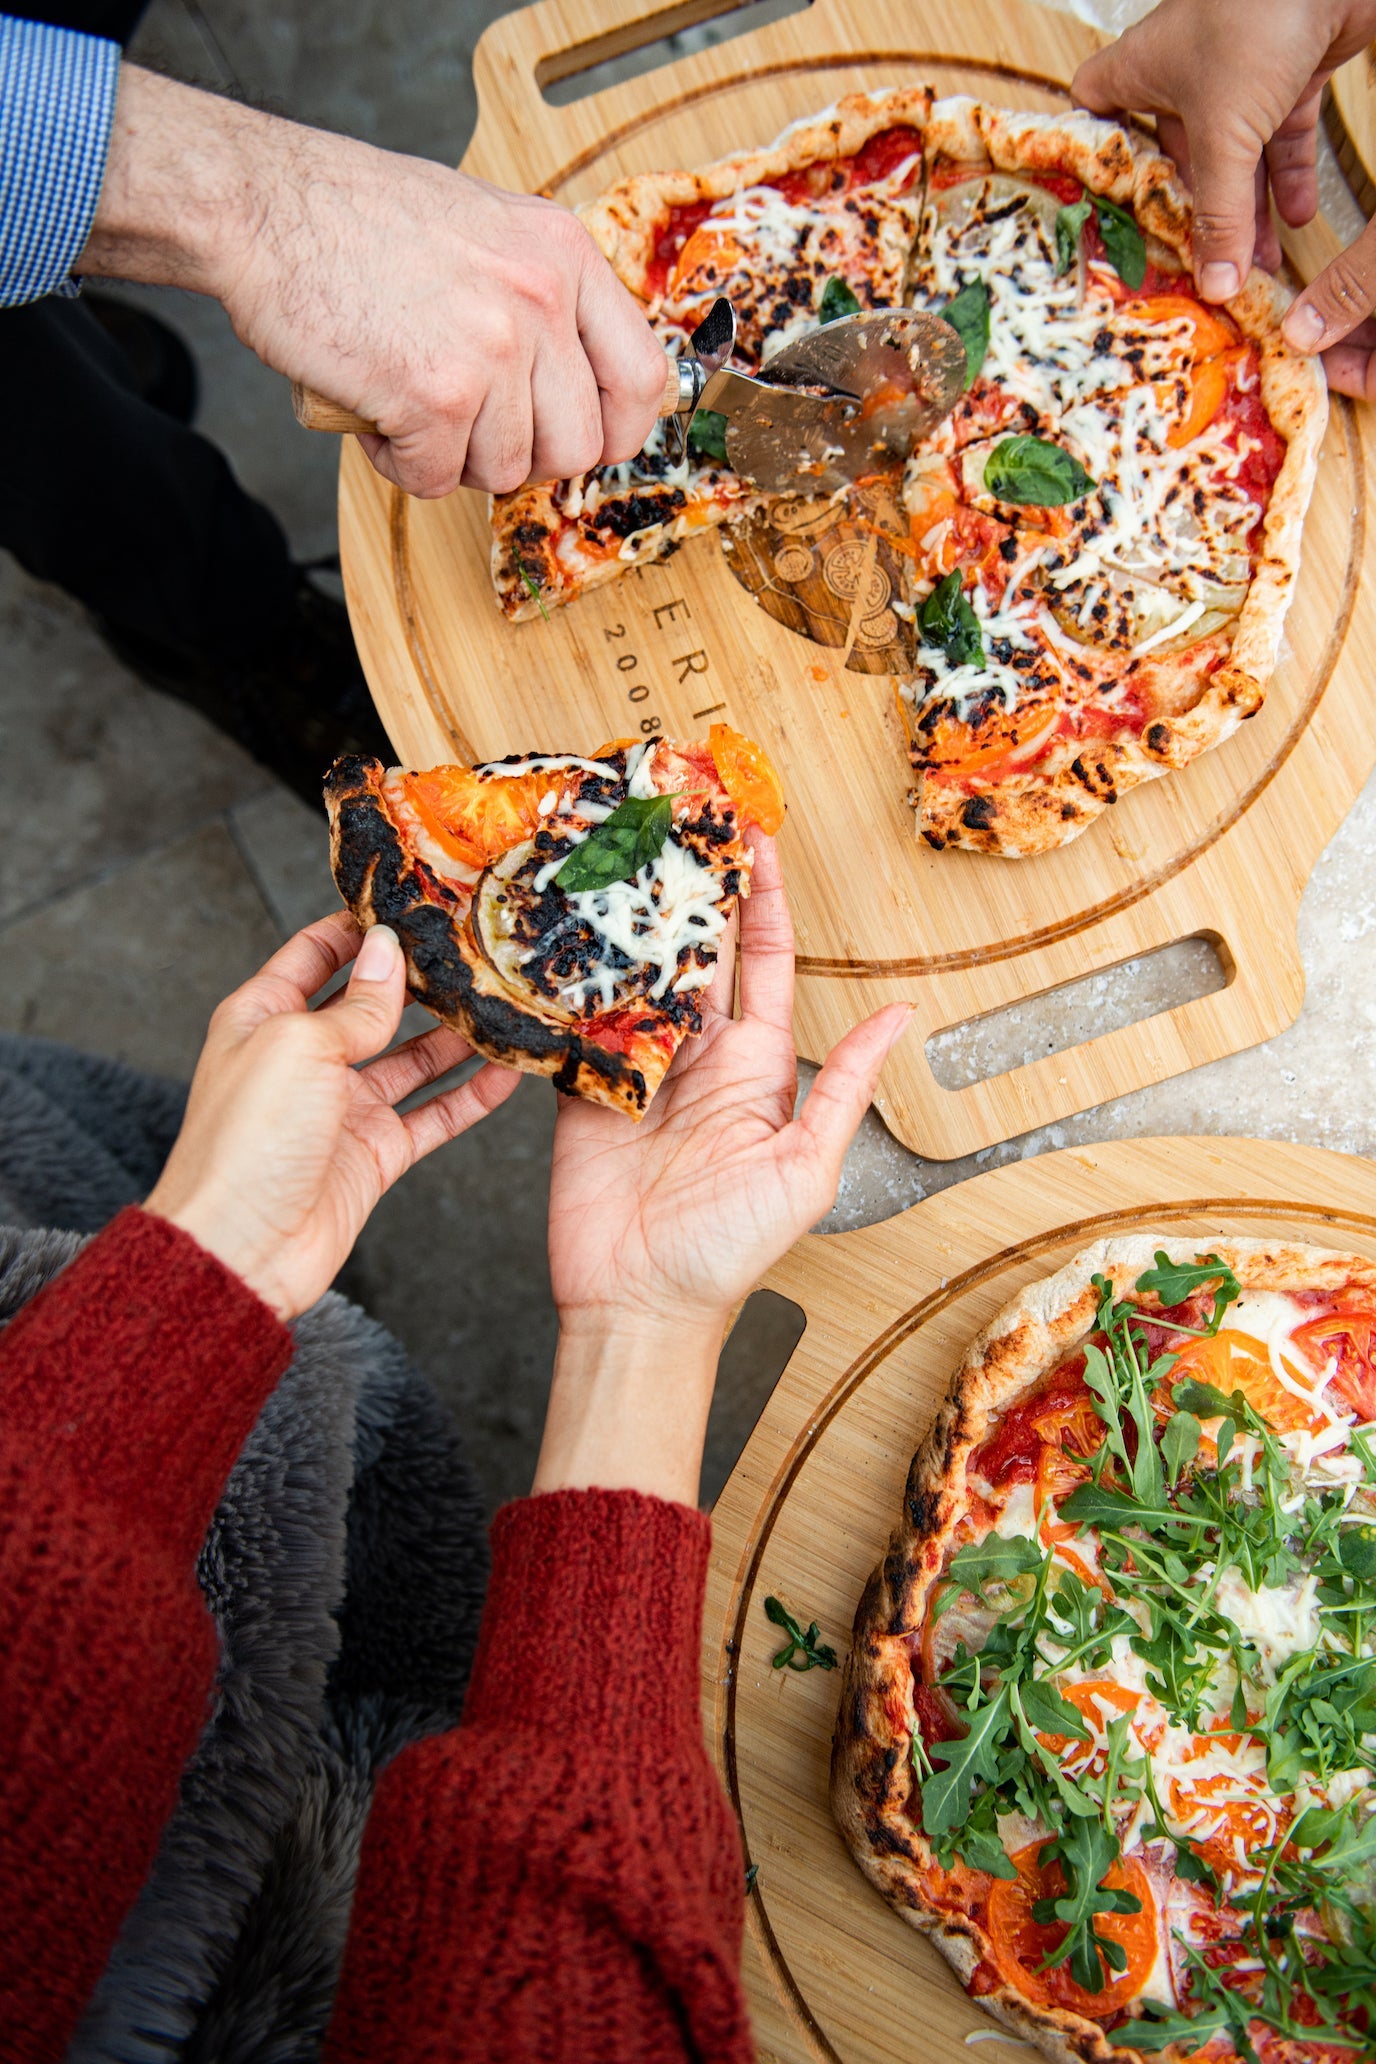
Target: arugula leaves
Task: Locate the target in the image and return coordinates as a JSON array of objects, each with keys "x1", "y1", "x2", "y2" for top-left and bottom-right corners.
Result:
[
  {"x1": 764, "y1": 1594, "x2": 838, "y2": 1673},
  {"x1": 938, "y1": 278, "x2": 990, "y2": 388},
  {"x1": 1136, "y1": 1250, "x2": 1241, "y2": 1328},
  {"x1": 818, "y1": 274, "x2": 862, "y2": 324},
  {"x1": 1032, "y1": 1820, "x2": 1141, "y2": 1994},
  {"x1": 554, "y1": 792, "x2": 677, "y2": 894},
  {"x1": 922, "y1": 1686, "x2": 1012, "y2": 1836},
  {"x1": 944, "y1": 1532, "x2": 1042, "y2": 1600},
  {"x1": 687, "y1": 408, "x2": 729, "y2": 463},
  {"x1": 1054, "y1": 195, "x2": 1092, "y2": 276},
  {"x1": 919, "y1": 570, "x2": 984, "y2": 666},
  {"x1": 984, "y1": 435, "x2": 1095, "y2": 507}
]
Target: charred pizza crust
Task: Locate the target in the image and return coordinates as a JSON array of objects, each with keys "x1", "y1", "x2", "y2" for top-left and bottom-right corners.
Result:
[
  {"x1": 830, "y1": 1235, "x2": 1376, "y2": 2064},
  {"x1": 326, "y1": 748, "x2": 750, "y2": 1119},
  {"x1": 906, "y1": 102, "x2": 1327, "y2": 858}
]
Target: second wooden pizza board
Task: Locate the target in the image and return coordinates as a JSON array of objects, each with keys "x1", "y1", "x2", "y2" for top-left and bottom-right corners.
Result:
[
  {"x1": 337, "y1": 0, "x2": 1376, "y2": 1162},
  {"x1": 703, "y1": 1133, "x2": 1376, "y2": 2063}
]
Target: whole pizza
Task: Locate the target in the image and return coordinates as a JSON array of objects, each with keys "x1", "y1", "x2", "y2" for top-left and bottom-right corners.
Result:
[
  {"x1": 491, "y1": 89, "x2": 1327, "y2": 857},
  {"x1": 832, "y1": 1237, "x2": 1376, "y2": 2060},
  {"x1": 325, "y1": 727, "x2": 782, "y2": 1117}
]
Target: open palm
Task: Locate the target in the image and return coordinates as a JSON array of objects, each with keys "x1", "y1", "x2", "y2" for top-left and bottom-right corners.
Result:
[{"x1": 548, "y1": 835, "x2": 911, "y2": 1333}]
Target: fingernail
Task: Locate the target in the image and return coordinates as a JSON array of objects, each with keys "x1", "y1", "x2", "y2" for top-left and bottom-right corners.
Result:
[
  {"x1": 884, "y1": 1003, "x2": 917, "y2": 1051},
  {"x1": 1283, "y1": 301, "x2": 1326, "y2": 352},
  {"x1": 1199, "y1": 261, "x2": 1240, "y2": 302},
  {"x1": 354, "y1": 924, "x2": 399, "y2": 981}
]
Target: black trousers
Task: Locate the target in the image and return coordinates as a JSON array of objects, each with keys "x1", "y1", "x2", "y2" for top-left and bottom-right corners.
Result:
[{"x1": 0, "y1": 0, "x2": 297, "y2": 662}]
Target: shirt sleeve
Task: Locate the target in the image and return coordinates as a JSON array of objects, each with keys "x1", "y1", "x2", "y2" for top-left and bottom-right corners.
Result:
[{"x1": 0, "y1": 14, "x2": 120, "y2": 306}]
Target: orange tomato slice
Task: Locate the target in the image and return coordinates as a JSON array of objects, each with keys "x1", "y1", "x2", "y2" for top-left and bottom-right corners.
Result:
[
  {"x1": 403, "y1": 765, "x2": 552, "y2": 871},
  {"x1": 1167, "y1": 352, "x2": 1232, "y2": 449},
  {"x1": 1123, "y1": 295, "x2": 1238, "y2": 362},
  {"x1": 708, "y1": 722, "x2": 786, "y2": 834},
  {"x1": 986, "y1": 1841, "x2": 1158, "y2": 2016},
  {"x1": 1167, "y1": 1328, "x2": 1322, "y2": 1435},
  {"x1": 589, "y1": 737, "x2": 639, "y2": 757},
  {"x1": 1293, "y1": 1310, "x2": 1376, "y2": 1422},
  {"x1": 921, "y1": 705, "x2": 1061, "y2": 781}
]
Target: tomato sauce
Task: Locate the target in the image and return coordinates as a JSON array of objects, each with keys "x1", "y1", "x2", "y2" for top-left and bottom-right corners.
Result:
[
  {"x1": 582, "y1": 1008, "x2": 667, "y2": 1058},
  {"x1": 1218, "y1": 372, "x2": 1288, "y2": 510},
  {"x1": 644, "y1": 124, "x2": 924, "y2": 298},
  {"x1": 970, "y1": 1361, "x2": 1094, "y2": 1487}
]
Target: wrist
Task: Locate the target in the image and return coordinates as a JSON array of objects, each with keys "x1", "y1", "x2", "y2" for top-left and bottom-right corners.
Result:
[
  {"x1": 78, "y1": 67, "x2": 278, "y2": 299},
  {"x1": 534, "y1": 1308, "x2": 728, "y2": 1505},
  {"x1": 142, "y1": 1181, "x2": 291, "y2": 1323}
]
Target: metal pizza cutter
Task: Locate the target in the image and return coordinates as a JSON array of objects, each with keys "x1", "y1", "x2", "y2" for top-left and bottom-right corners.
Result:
[{"x1": 658, "y1": 295, "x2": 967, "y2": 495}]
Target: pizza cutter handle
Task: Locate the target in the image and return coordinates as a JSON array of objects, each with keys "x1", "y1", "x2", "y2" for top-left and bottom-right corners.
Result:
[{"x1": 295, "y1": 353, "x2": 689, "y2": 438}]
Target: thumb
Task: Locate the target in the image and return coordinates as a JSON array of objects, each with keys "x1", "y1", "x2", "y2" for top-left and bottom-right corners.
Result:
[
  {"x1": 1283, "y1": 214, "x2": 1376, "y2": 355},
  {"x1": 316, "y1": 923, "x2": 408, "y2": 1064},
  {"x1": 792, "y1": 1004, "x2": 914, "y2": 1175}
]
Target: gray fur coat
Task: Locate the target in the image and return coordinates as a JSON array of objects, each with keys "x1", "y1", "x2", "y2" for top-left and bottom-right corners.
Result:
[{"x1": 0, "y1": 1034, "x2": 490, "y2": 2064}]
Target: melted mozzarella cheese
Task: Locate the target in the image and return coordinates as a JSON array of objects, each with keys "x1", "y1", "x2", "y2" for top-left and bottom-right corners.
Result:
[{"x1": 558, "y1": 831, "x2": 731, "y2": 1009}]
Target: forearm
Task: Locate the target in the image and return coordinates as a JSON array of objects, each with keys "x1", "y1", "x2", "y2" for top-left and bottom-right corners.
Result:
[
  {"x1": 326, "y1": 1489, "x2": 752, "y2": 2063},
  {"x1": 534, "y1": 1313, "x2": 727, "y2": 1506},
  {"x1": 76, "y1": 64, "x2": 277, "y2": 298}
]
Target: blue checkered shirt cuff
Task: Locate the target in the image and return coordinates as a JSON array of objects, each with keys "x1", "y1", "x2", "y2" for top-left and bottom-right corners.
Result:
[{"x1": 0, "y1": 14, "x2": 120, "y2": 305}]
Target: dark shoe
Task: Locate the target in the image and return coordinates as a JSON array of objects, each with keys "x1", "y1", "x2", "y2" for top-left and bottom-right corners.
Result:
[
  {"x1": 99, "y1": 573, "x2": 394, "y2": 809},
  {"x1": 84, "y1": 292, "x2": 199, "y2": 425}
]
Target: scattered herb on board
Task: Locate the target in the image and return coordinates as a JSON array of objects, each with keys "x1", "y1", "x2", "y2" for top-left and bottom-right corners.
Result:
[
  {"x1": 1094, "y1": 192, "x2": 1147, "y2": 290},
  {"x1": 819, "y1": 274, "x2": 862, "y2": 324},
  {"x1": 688, "y1": 408, "x2": 730, "y2": 462},
  {"x1": 919, "y1": 571, "x2": 985, "y2": 667},
  {"x1": 984, "y1": 435, "x2": 1095, "y2": 507},
  {"x1": 744, "y1": 1862, "x2": 759, "y2": 1895},
  {"x1": 553, "y1": 791, "x2": 678, "y2": 895},
  {"x1": 939, "y1": 278, "x2": 991, "y2": 387},
  {"x1": 764, "y1": 1594, "x2": 838, "y2": 1672},
  {"x1": 515, "y1": 558, "x2": 550, "y2": 623},
  {"x1": 1055, "y1": 195, "x2": 1093, "y2": 276}
]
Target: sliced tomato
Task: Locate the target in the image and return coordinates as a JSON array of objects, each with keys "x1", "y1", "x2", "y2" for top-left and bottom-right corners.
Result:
[
  {"x1": 1027, "y1": 1374, "x2": 1104, "y2": 1460},
  {"x1": 1167, "y1": 1328, "x2": 1322, "y2": 1436},
  {"x1": 708, "y1": 722, "x2": 786, "y2": 834},
  {"x1": 403, "y1": 765, "x2": 552, "y2": 870},
  {"x1": 986, "y1": 1841, "x2": 1158, "y2": 2017},
  {"x1": 1122, "y1": 294, "x2": 1239, "y2": 363},
  {"x1": 589, "y1": 736, "x2": 639, "y2": 757},
  {"x1": 1293, "y1": 1310, "x2": 1376, "y2": 1422},
  {"x1": 920, "y1": 706, "x2": 1061, "y2": 783},
  {"x1": 1036, "y1": 1677, "x2": 1143, "y2": 1754}
]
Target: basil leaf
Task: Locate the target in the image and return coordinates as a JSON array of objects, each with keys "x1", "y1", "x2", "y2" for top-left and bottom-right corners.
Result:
[
  {"x1": 818, "y1": 274, "x2": 862, "y2": 324},
  {"x1": 984, "y1": 435, "x2": 1095, "y2": 507},
  {"x1": 1055, "y1": 194, "x2": 1092, "y2": 276},
  {"x1": 939, "y1": 278, "x2": 990, "y2": 388},
  {"x1": 687, "y1": 408, "x2": 729, "y2": 463},
  {"x1": 554, "y1": 792, "x2": 676, "y2": 895},
  {"x1": 921, "y1": 1685, "x2": 1012, "y2": 1835},
  {"x1": 1096, "y1": 192, "x2": 1147, "y2": 291},
  {"x1": 919, "y1": 570, "x2": 985, "y2": 667},
  {"x1": 1161, "y1": 1410, "x2": 1201, "y2": 1488},
  {"x1": 945, "y1": 1532, "x2": 1043, "y2": 1598},
  {"x1": 1018, "y1": 1679, "x2": 1091, "y2": 1741}
]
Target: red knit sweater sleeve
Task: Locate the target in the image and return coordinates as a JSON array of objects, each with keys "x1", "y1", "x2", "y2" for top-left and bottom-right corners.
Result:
[
  {"x1": 326, "y1": 1488, "x2": 754, "y2": 2064},
  {"x1": 0, "y1": 1207, "x2": 293, "y2": 2062}
]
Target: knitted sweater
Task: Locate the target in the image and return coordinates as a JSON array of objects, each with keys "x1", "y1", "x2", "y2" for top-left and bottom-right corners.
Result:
[{"x1": 0, "y1": 1208, "x2": 753, "y2": 2062}]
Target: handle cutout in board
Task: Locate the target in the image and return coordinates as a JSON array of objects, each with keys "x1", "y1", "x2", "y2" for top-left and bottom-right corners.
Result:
[
  {"x1": 538, "y1": 0, "x2": 811, "y2": 105},
  {"x1": 702, "y1": 1288, "x2": 806, "y2": 1508},
  {"x1": 925, "y1": 935, "x2": 1229, "y2": 1093}
]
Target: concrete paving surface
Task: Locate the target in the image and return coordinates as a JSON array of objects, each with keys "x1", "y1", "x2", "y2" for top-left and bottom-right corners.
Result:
[{"x1": 4, "y1": 0, "x2": 1376, "y2": 1511}]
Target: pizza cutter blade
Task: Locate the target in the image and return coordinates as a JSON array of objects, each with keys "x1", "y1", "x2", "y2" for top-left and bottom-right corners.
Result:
[{"x1": 663, "y1": 298, "x2": 968, "y2": 495}]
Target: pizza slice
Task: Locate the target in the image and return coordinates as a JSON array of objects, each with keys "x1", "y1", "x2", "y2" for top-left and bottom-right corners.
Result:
[
  {"x1": 896, "y1": 98, "x2": 1326, "y2": 855},
  {"x1": 833, "y1": 1235, "x2": 1376, "y2": 2063},
  {"x1": 490, "y1": 86, "x2": 932, "y2": 623},
  {"x1": 325, "y1": 727, "x2": 783, "y2": 1118}
]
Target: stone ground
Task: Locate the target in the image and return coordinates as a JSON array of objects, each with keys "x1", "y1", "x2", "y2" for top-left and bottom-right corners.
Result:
[{"x1": 7, "y1": 0, "x2": 1376, "y2": 1509}]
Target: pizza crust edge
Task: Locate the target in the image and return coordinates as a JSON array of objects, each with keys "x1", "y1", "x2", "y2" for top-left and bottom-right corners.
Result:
[
  {"x1": 829, "y1": 1234, "x2": 1376, "y2": 2064},
  {"x1": 325, "y1": 754, "x2": 677, "y2": 1121}
]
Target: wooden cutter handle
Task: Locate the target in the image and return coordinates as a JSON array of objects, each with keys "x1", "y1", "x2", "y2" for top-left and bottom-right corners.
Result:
[{"x1": 294, "y1": 353, "x2": 684, "y2": 437}]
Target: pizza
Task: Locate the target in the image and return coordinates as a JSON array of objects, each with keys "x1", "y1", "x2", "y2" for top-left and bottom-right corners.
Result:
[
  {"x1": 490, "y1": 90, "x2": 1326, "y2": 858},
  {"x1": 832, "y1": 1236, "x2": 1376, "y2": 2062},
  {"x1": 325, "y1": 727, "x2": 782, "y2": 1118}
]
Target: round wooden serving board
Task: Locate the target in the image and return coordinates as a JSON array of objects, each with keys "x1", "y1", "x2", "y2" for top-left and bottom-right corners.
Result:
[
  {"x1": 337, "y1": 0, "x2": 1376, "y2": 1161},
  {"x1": 702, "y1": 1133, "x2": 1376, "y2": 2064}
]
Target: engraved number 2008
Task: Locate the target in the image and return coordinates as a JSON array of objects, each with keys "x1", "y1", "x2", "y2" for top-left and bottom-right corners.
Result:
[{"x1": 604, "y1": 623, "x2": 662, "y2": 738}]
